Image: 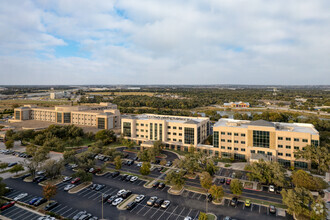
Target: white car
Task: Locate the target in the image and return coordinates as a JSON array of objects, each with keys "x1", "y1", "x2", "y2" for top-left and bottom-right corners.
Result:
[
  {"x1": 184, "y1": 217, "x2": 192, "y2": 220},
  {"x1": 37, "y1": 170, "x2": 45, "y2": 175},
  {"x1": 37, "y1": 216, "x2": 56, "y2": 220},
  {"x1": 63, "y1": 176, "x2": 72, "y2": 182},
  {"x1": 64, "y1": 184, "x2": 75, "y2": 191},
  {"x1": 71, "y1": 164, "x2": 78, "y2": 169},
  {"x1": 136, "y1": 163, "x2": 142, "y2": 167},
  {"x1": 161, "y1": 200, "x2": 171, "y2": 208},
  {"x1": 14, "y1": 193, "x2": 28, "y2": 201},
  {"x1": 117, "y1": 189, "x2": 126, "y2": 196},
  {"x1": 112, "y1": 198, "x2": 123, "y2": 206},
  {"x1": 130, "y1": 176, "x2": 138, "y2": 182},
  {"x1": 269, "y1": 185, "x2": 275, "y2": 192},
  {"x1": 135, "y1": 194, "x2": 145, "y2": 203}
]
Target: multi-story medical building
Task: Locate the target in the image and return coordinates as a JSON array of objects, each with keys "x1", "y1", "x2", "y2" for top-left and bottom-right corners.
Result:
[
  {"x1": 223, "y1": 102, "x2": 250, "y2": 108},
  {"x1": 213, "y1": 119, "x2": 319, "y2": 168},
  {"x1": 121, "y1": 114, "x2": 210, "y2": 149},
  {"x1": 12, "y1": 102, "x2": 120, "y2": 130}
]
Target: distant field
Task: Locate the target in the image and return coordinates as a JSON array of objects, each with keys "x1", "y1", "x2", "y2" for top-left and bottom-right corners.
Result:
[
  {"x1": 87, "y1": 92, "x2": 155, "y2": 96},
  {"x1": 0, "y1": 99, "x2": 70, "y2": 107}
]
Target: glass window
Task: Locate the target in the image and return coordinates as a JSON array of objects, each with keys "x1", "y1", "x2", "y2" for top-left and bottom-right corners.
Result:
[
  {"x1": 257, "y1": 150, "x2": 265, "y2": 154},
  {"x1": 278, "y1": 152, "x2": 283, "y2": 156},
  {"x1": 227, "y1": 140, "x2": 232, "y2": 143},
  {"x1": 213, "y1": 131, "x2": 219, "y2": 148},
  {"x1": 234, "y1": 133, "x2": 238, "y2": 136},
  {"x1": 278, "y1": 137, "x2": 283, "y2": 140},
  {"x1": 159, "y1": 124, "x2": 163, "y2": 141},
  {"x1": 123, "y1": 122, "x2": 131, "y2": 137},
  {"x1": 221, "y1": 139, "x2": 225, "y2": 142},
  {"x1": 57, "y1": 112, "x2": 62, "y2": 123},
  {"x1": 286, "y1": 153, "x2": 291, "y2": 157},
  {"x1": 15, "y1": 111, "x2": 20, "y2": 120},
  {"x1": 241, "y1": 133, "x2": 246, "y2": 137},
  {"x1": 302, "y1": 139, "x2": 308, "y2": 143},
  {"x1": 221, "y1": 146, "x2": 225, "y2": 149},
  {"x1": 311, "y1": 140, "x2": 319, "y2": 147},
  {"x1": 173, "y1": 126, "x2": 177, "y2": 129},
  {"x1": 179, "y1": 127, "x2": 182, "y2": 130},
  {"x1": 150, "y1": 123, "x2": 153, "y2": 139},
  {"x1": 221, "y1": 132, "x2": 225, "y2": 135},
  {"x1": 267, "y1": 152, "x2": 272, "y2": 156},
  {"x1": 294, "y1": 138, "x2": 299, "y2": 142},
  {"x1": 227, "y1": 132, "x2": 232, "y2": 135},
  {"x1": 250, "y1": 150, "x2": 255, "y2": 154},
  {"x1": 278, "y1": 159, "x2": 290, "y2": 167},
  {"x1": 234, "y1": 140, "x2": 238, "y2": 143},
  {"x1": 173, "y1": 133, "x2": 177, "y2": 135},
  {"x1": 227, "y1": 147, "x2": 232, "y2": 150},
  {"x1": 241, "y1": 141, "x2": 245, "y2": 144},
  {"x1": 294, "y1": 161, "x2": 307, "y2": 169},
  {"x1": 241, "y1": 148, "x2": 245, "y2": 151},
  {"x1": 234, "y1": 153, "x2": 245, "y2": 160},
  {"x1": 179, "y1": 133, "x2": 182, "y2": 136},
  {"x1": 197, "y1": 127, "x2": 201, "y2": 143},
  {"x1": 97, "y1": 118, "x2": 105, "y2": 129},
  {"x1": 184, "y1": 127, "x2": 195, "y2": 145},
  {"x1": 234, "y1": 147, "x2": 238, "y2": 151},
  {"x1": 286, "y1": 145, "x2": 291, "y2": 149},
  {"x1": 168, "y1": 126, "x2": 171, "y2": 129},
  {"x1": 294, "y1": 146, "x2": 299, "y2": 150},
  {"x1": 278, "y1": 145, "x2": 283, "y2": 148},
  {"x1": 286, "y1": 137, "x2": 291, "y2": 141},
  {"x1": 253, "y1": 130, "x2": 270, "y2": 148}
]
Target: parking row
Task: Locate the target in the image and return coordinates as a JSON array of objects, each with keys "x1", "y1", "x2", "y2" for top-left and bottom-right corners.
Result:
[
  {"x1": 223, "y1": 199, "x2": 278, "y2": 216},
  {"x1": 216, "y1": 168, "x2": 249, "y2": 181},
  {"x1": 130, "y1": 200, "x2": 200, "y2": 220},
  {"x1": 181, "y1": 190, "x2": 206, "y2": 201},
  {"x1": 0, "y1": 205, "x2": 42, "y2": 220}
]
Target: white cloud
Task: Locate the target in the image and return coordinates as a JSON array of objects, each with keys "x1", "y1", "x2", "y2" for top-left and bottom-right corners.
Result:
[{"x1": 0, "y1": 0, "x2": 329, "y2": 85}]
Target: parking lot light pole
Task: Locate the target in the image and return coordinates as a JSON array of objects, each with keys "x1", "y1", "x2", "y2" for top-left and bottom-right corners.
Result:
[{"x1": 102, "y1": 193, "x2": 104, "y2": 220}]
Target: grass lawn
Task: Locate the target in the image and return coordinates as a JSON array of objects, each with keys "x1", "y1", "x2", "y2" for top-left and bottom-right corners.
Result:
[
  {"x1": 184, "y1": 185, "x2": 207, "y2": 194},
  {"x1": 240, "y1": 196, "x2": 287, "y2": 209},
  {"x1": 207, "y1": 214, "x2": 216, "y2": 220}
]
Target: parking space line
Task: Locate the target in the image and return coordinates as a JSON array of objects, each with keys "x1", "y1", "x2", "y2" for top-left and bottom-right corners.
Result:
[
  {"x1": 259, "y1": 205, "x2": 261, "y2": 213},
  {"x1": 186, "y1": 208, "x2": 192, "y2": 217},
  {"x1": 21, "y1": 211, "x2": 38, "y2": 220},
  {"x1": 81, "y1": 190, "x2": 96, "y2": 198},
  {"x1": 175, "y1": 207, "x2": 185, "y2": 220},
  {"x1": 130, "y1": 203, "x2": 141, "y2": 213},
  {"x1": 6, "y1": 208, "x2": 26, "y2": 218},
  {"x1": 77, "y1": 189, "x2": 88, "y2": 195},
  {"x1": 138, "y1": 181, "x2": 145, "y2": 186},
  {"x1": 136, "y1": 204, "x2": 148, "y2": 215},
  {"x1": 166, "y1": 206, "x2": 178, "y2": 220},
  {"x1": 150, "y1": 207, "x2": 160, "y2": 218},
  {"x1": 67, "y1": 210, "x2": 80, "y2": 219},
  {"x1": 2, "y1": 206, "x2": 20, "y2": 216},
  {"x1": 61, "y1": 207, "x2": 73, "y2": 217},
  {"x1": 50, "y1": 204, "x2": 63, "y2": 212},
  {"x1": 142, "y1": 205, "x2": 154, "y2": 216},
  {"x1": 54, "y1": 205, "x2": 68, "y2": 213},
  {"x1": 194, "y1": 210, "x2": 200, "y2": 219},
  {"x1": 197, "y1": 194, "x2": 202, "y2": 200},
  {"x1": 7, "y1": 191, "x2": 21, "y2": 198},
  {"x1": 251, "y1": 204, "x2": 253, "y2": 211},
  {"x1": 10, "y1": 210, "x2": 30, "y2": 219}
]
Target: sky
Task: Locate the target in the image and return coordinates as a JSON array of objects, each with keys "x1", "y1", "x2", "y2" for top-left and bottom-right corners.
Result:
[{"x1": 0, "y1": 0, "x2": 329, "y2": 85}]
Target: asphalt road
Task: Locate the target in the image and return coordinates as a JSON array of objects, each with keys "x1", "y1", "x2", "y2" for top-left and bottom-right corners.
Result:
[{"x1": 3, "y1": 171, "x2": 291, "y2": 220}]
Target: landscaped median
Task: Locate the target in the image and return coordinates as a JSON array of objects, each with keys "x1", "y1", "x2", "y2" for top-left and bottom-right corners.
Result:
[
  {"x1": 39, "y1": 176, "x2": 64, "y2": 186},
  {"x1": 117, "y1": 194, "x2": 138, "y2": 210},
  {"x1": 167, "y1": 186, "x2": 184, "y2": 195},
  {"x1": 68, "y1": 182, "x2": 92, "y2": 194}
]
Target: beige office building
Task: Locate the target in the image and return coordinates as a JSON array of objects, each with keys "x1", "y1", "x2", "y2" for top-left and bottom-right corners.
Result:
[
  {"x1": 213, "y1": 119, "x2": 319, "y2": 168},
  {"x1": 121, "y1": 114, "x2": 210, "y2": 150},
  {"x1": 12, "y1": 103, "x2": 120, "y2": 130}
]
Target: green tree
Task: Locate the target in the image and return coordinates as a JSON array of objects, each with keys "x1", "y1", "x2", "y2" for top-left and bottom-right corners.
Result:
[
  {"x1": 165, "y1": 171, "x2": 186, "y2": 190},
  {"x1": 76, "y1": 151, "x2": 95, "y2": 171},
  {"x1": 43, "y1": 184, "x2": 57, "y2": 201},
  {"x1": 230, "y1": 179, "x2": 243, "y2": 196},
  {"x1": 295, "y1": 144, "x2": 330, "y2": 174},
  {"x1": 200, "y1": 172, "x2": 213, "y2": 190},
  {"x1": 209, "y1": 184, "x2": 224, "y2": 202},
  {"x1": 205, "y1": 160, "x2": 219, "y2": 176},
  {"x1": 63, "y1": 150, "x2": 77, "y2": 164},
  {"x1": 5, "y1": 139, "x2": 14, "y2": 149},
  {"x1": 9, "y1": 164, "x2": 24, "y2": 174},
  {"x1": 121, "y1": 139, "x2": 135, "y2": 149},
  {"x1": 0, "y1": 162, "x2": 8, "y2": 170},
  {"x1": 152, "y1": 140, "x2": 163, "y2": 156},
  {"x1": 114, "y1": 156, "x2": 122, "y2": 170},
  {"x1": 140, "y1": 162, "x2": 151, "y2": 175},
  {"x1": 0, "y1": 177, "x2": 8, "y2": 196},
  {"x1": 95, "y1": 129, "x2": 116, "y2": 145},
  {"x1": 281, "y1": 187, "x2": 315, "y2": 218},
  {"x1": 198, "y1": 212, "x2": 207, "y2": 220},
  {"x1": 22, "y1": 145, "x2": 50, "y2": 179},
  {"x1": 160, "y1": 159, "x2": 167, "y2": 166},
  {"x1": 43, "y1": 159, "x2": 64, "y2": 180},
  {"x1": 291, "y1": 170, "x2": 328, "y2": 191},
  {"x1": 72, "y1": 169, "x2": 92, "y2": 182}
]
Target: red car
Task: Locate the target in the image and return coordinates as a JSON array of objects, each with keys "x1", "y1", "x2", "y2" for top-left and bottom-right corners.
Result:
[
  {"x1": 71, "y1": 177, "x2": 81, "y2": 184},
  {"x1": 226, "y1": 178, "x2": 231, "y2": 185},
  {"x1": 0, "y1": 201, "x2": 15, "y2": 211}
]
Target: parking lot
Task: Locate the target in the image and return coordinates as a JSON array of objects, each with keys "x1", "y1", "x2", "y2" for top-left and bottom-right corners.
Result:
[
  {"x1": 0, "y1": 204, "x2": 42, "y2": 220},
  {"x1": 216, "y1": 167, "x2": 249, "y2": 180}
]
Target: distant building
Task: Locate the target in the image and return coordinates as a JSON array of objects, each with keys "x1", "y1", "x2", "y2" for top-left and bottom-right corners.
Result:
[
  {"x1": 12, "y1": 103, "x2": 120, "y2": 130},
  {"x1": 121, "y1": 114, "x2": 210, "y2": 149},
  {"x1": 50, "y1": 91, "x2": 70, "y2": 99},
  {"x1": 213, "y1": 118, "x2": 319, "y2": 168},
  {"x1": 223, "y1": 101, "x2": 250, "y2": 108}
]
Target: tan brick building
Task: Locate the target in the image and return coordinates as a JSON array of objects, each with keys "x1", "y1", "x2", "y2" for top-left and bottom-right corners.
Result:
[
  {"x1": 213, "y1": 119, "x2": 319, "y2": 168},
  {"x1": 12, "y1": 103, "x2": 120, "y2": 130},
  {"x1": 121, "y1": 114, "x2": 210, "y2": 150}
]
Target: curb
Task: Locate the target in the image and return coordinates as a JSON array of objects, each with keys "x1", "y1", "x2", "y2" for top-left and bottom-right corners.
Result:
[
  {"x1": 68, "y1": 182, "x2": 92, "y2": 194},
  {"x1": 117, "y1": 194, "x2": 138, "y2": 211},
  {"x1": 167, "y1": 186, "x2": 184, "y2": 195},
  {"x1": 16, "y1": 203, "x2": 45, "y2": 216}
]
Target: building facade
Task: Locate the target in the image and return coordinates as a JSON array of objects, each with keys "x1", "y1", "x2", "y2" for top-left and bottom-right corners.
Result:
[
  {"x1": 223, "y1": 102, "x2": 250, "y2": 108},
  {"x1": 213, "y1": 119, "x2": 319, "y2": 168},
  {"x1": 12, "y1": 103, "x2": 120, "y2": 130},
  {"x1": 121, "y1": 114, "x2": 210, "y2": 149}
]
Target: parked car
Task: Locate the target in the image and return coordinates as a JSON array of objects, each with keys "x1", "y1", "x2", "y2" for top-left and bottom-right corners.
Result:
[
  {"x1": 71, "y1": 164, "x2": 78, "y2": 169},
  {"x1": 219, "y1": 178, "x2": 225, "y2": 184},
  {"x1": 7, "y1": 162, "x2": 17, "y2": 167},
  {"x1": 112, "y1": 198, "x2": 123, "y2": 206},
  {"x1": 91, "y1": 168, "x2": 101, "y2": 174},
  {"x1": 44, "y1": 201, "x2": 58, "y2": 211},
  {"x1": 135, "y1": 194, "x2": 145, "y2": 203},
  {"x1": 127, "y1": 160, "x2": 134, "y2": 166},
  {"x1": 78, "y1": 212, "x2": 92, "y2": 220},
  {"x1": 136, "y1": 162, "x2": 142, "y2": 167},
  {"x1": 120, "y1": 174, "x2": 128, "y2": 180},
  {"x1": 152, "y1": 182, "x2": 160, "y2": 188},
  {"x1": 14, "y1": 193, "x2": 28, "y2": 201},
  {"x1": 95, "y1": 184, "x2": 105, "y2": 191},
  {"x1": 36, "y1": 176, "x2": 47, "y2": 183},
  {"x1": 90, "y1": 184, "x2": 97, "y2": 190},
  {"x1": 166, "y1": 161, "x2": 173, "y2": 166},
  {"x1": 125, "y1": 175, "x2": 132, "y2": 181},
  {"x1": 161, "y1": 200, "x2": 170, "y2": 208},
  {"x1": 126, "y1": 201, "x2": 137, "y2": 210},
  {"x1": 0, "y1": 201, "x2": 15, "y2": 211},
  {"x1": 245, "y1": 199, "x2": 251, "y2": 207},
  {"x1": 112, "y1": 171, "x2": 120, "y2": 177},
  {"x1": 71, "y1": 177, "x2": 81, "y2": 184},
  {"x1": 147, "y1": 196, "x2": 158, "y2": 206},
  {"x1": 133, "y1": 156, "x2": 139, "y2": 161},
  {"x1": 64, "y1": 184, "x2": 75, "y2": 191},
  {"x1": 34, "y1": 198, "x2": 47, "y2": 206},
  {"x1": 20, "y1": 173, "x2": 31, "y2": 180},
  {"x1": 29, "y1": 197, "x2": 41, "y2": 205},
  {"x1": 63, "y1": 176, "x2": 72, "y2": 182},
  {"x1": 184, "y1": 217, "x2": 192, "y2": 220},
  {"x1": 226, "y1": 179, "x2": 231, "y2": 185},
  {"x1": 102, "y1": 194, "x2": 111, "y2": 202},
  {"x1": 117, "y1": 189, "x2": 126, "y2": 196},
  {"x1": 155, "y1": 160, "x2": 160, "y2": 164},
  {"x1": 107, "y1": 195, "x2": 119, "y2": 204},
  {"x1": 157, "y1": 167, "x2": 163, "y2": 172},
  {"x1": 73, "y1": 211, "x2": 87, "y2": 220},
  {"x1": 230, "y1": 197, "x2": 238, "y2": 206},
  {"x1": 269, "y1": 185, "x2": 275, "y2": 192},
  {"x1": 37, "y1": 170, "x2": 45, "y2": 176},
  {"x1": 158, "y1": 183, "x2": 165, "y2": 189},
  {"x1": 122, "y1": 190, "x2": 132, "y2": 199},
  {"x1": 130, "y1": 176, "x2": 138, "y2": 182},
  {"x1": 269, "y1": 205, "x2": 276, "y2": 214},
  {"x1": 223, "y1": 217, "x2": 232, "y2": 220}
]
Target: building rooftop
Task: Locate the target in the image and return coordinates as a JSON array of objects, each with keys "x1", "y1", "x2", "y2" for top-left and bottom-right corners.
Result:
[
  {"x1": 122, "y1": 114, "x2": 208, "y2": 124},
  {"x1": 214, "y1": 118, "x2": 319, "y2": 135}
]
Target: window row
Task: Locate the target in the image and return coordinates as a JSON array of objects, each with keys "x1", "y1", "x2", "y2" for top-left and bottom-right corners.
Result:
[
  {"x1": 221, "y1": 139, "x2": 245, "y2": 144},
  {"x1": 278, "y1": 137, "x2": 308, "y2": 142},
  {"x1": 220, "y1": 146, "x2": 246, "y2": 151},
  {"x1": 220, "y1": 132, "x2": 246, "y2": 137}
]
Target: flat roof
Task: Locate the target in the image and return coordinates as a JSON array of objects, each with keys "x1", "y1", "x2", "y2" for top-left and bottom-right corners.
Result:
[
  {"x1": 214, "y1": 118, "x2": 319, "y2": 135},
  {"x1": 122, "y1": 114, "x2": 208, "y2": 124}
]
